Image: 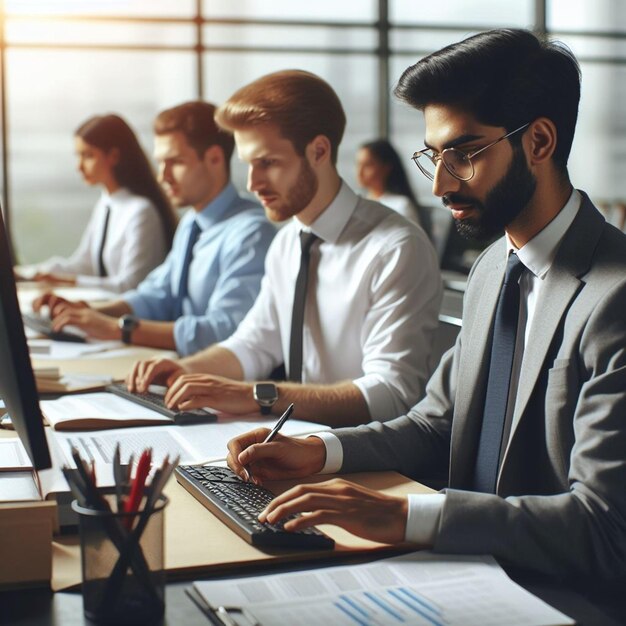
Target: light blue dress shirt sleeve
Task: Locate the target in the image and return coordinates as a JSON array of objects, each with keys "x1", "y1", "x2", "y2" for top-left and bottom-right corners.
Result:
[
  {"x1": 122, "y1": 184, "x2": 275, "y2": 356},
  {"x1": 172, "y1": 214, "x2": 276, "y2": 355}
]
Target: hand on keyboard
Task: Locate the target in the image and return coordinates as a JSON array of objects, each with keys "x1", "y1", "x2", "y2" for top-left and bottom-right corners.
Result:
[{"x1": 175, "y1": 465, "x2": 335, "y2": 550}]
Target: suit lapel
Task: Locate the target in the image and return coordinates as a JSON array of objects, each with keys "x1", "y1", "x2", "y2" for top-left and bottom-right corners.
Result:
[{"x1": 500, "y1": 193, "x2": 605, "y2": 479}]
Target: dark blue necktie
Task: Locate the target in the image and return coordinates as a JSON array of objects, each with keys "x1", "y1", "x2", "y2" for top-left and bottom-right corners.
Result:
[
  {"x1": 288, "y1": 231, "x2": 319, "y2": 382},
  {"x1": 473, "y1": 252, "x2": 525, "y2": 493},
  {"x1": 174, "y1": 220, "x2": 201, "y2": 318},
  {"x1": 97, "y1": 205, "x2": 111, "y2": 277}
]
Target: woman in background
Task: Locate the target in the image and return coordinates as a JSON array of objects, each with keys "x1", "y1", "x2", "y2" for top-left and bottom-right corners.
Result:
[
  {"x1": 356, "y1": 138, "x2": 432, "y2": 239},
  {"x1": 22, "y1": 114, "x2": 177, "y2": 293}
]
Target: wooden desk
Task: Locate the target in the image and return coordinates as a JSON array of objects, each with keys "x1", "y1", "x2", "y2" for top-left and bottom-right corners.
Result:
[
  {"x1": 32, "y1": 345, "x2": 176, "y2": 384},
  {"x1": 52, "y1": 470, "x2": 434, "y2": 591}
]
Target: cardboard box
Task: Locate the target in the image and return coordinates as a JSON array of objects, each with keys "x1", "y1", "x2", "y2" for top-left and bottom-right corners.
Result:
[{"x1": 0, "y1": 500, "x2": 57, "y2": 589}]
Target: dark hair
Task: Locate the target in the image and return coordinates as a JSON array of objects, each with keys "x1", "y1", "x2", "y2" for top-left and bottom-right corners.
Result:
[
  {"x1": 361, "y1": 139, "x2": 420, "y2": 204},
  {"x1": 153, "y1": 101, "x2": 234, "y2": 170},
  {"x1": 394, "y1": 29, "x2": 581, "y2": 177},
  {"x1": 215, "y1": 70, "x2": 346, "y2": 165},
  {"x1": 76, "y1": 114, "x2": 177, "y2": 246}
]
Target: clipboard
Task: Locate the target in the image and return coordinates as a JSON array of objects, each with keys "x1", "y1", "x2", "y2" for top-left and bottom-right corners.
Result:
[{"x1": 186, "y1": 586, "x2": 261, "y2": 626}]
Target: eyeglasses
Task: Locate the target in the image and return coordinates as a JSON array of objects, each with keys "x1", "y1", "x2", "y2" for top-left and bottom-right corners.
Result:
[{"x1": 411, "y1": 122, "x2": 530, "y2": 182}]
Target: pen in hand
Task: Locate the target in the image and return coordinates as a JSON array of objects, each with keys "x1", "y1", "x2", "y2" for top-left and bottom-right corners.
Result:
[{"x1": 245, "y1": 403, "x2": 294, "y2": 482}]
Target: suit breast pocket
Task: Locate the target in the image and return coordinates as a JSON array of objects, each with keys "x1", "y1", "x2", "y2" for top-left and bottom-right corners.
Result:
[{"x1": 545, "y1": 359, "x2": 578, "y2": 479}]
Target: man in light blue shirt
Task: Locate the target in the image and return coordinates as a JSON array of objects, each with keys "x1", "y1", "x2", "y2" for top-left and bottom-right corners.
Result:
[{"x1": 35, "y1": 102, "x2": 275, "y2": 356}]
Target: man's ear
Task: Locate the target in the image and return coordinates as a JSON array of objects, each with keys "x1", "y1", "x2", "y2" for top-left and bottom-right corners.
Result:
[
  {"x1": 525, "y1": 117, "x2": 557, "y2": 166},
  {"x1": 203, "y1": 144, "x2": 225, "y2": 168},
  {"x1": 307, "y1": 135, "x2": 332, "y2": 166}
]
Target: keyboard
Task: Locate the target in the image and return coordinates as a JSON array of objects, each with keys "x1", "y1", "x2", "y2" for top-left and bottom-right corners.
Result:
[
  {"x1": 175, "y1": 465, "x2": 335, "y2": 550},
  {"x1": 106, "y1": 381, "x2": 217, "y2": 425},
  {"x1": 22, "y1": 312, "x2": 86, "y2": 343}
]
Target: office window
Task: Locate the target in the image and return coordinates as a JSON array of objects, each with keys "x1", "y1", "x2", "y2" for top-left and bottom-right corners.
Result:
[
  {"x1": 388, "y1": 55, "x2": 434, "y2": 203},
  {"x1": 6, "y1": 19, "x2": 195, "y2": 47},
  {"x1": 5, "y1": 0, "x2": 195, "y2": 18},
  {"x1": 204, "y1": 0, "x2": 377, "y2": 23},
  {"x1": 203, "y1": 24, "x2": 376, "y2": 51},
  {"x1": 7, "y1": 49, "x2": 195, "y2": 263},
  {"x1": 391, "y1": 29, "x2": 481, "y2": 53},
  {"x1": 390, "y1": 0, "x2": 534, "y2": 27},
  {"x1": 204, "y1": 52, "x2": 378, "y2": 193},
  {"x1": 547, "y1": 0, "x2": 626, "y2": 31},
  {"x1": 569, "y1": 63, "x2": 626, "y2": 205}
]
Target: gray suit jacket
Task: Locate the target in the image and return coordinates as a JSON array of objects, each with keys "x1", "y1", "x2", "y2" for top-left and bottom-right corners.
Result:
[{"x1": 336, "y1": 192, "x2": 626, "y2": 578}]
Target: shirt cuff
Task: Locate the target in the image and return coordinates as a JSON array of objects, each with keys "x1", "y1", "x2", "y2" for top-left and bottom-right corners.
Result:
[
  {"x1": 405, "y1": 493, "x2": 446, "y2": 545},
  {"x1": 308, "y1": 431, "x2": 343, "y2": 474}
]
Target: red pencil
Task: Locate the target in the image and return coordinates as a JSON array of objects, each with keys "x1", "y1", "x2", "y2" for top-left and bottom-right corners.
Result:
[{"x1": 123, "y1": 448, "x2": 152, "y2": 529}]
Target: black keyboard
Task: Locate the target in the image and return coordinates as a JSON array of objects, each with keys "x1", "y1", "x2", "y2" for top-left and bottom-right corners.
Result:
[
  {"x1": 175, "y1": 465, "x2": 335, "y2": 550},
  {"x1": 106, "y1": 381, "x2": 217, "y2": 425},
  {"x1": 22, "y1": 312, "x2": 86, "y2": 343}
]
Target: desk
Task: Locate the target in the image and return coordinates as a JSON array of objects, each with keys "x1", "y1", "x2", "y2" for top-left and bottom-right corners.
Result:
[{"x1": 1, "y1": 561, "x2": 624, "y2": 626}]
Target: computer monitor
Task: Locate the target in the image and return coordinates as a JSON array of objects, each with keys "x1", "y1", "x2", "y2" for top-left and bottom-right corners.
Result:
[{"x1": 0, "y1": 207, "x2": 51, "y2": 470}]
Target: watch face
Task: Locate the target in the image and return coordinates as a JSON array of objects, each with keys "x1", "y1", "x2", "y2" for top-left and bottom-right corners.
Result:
[
  {"x1": 121, "y1": 315, "x2": 139, "y2": 331},
  {"x1": 255, "y1": 383, "x2": 277, "y2": 403}
]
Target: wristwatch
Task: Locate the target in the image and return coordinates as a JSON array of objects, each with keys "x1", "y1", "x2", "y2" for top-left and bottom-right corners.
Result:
[
  {"x1": 118, "y1": 314, "x2": 139, "y2": 345},
  {"x1": 253, "y1": 382, "x2": 278, "y2": 415}
]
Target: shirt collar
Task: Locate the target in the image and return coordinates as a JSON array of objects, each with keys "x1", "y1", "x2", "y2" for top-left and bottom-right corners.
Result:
[
  {"x1": 195, "y1": 182, "x2": 239, "y2": 230},
  {"x1": 294, "y1": 180, "x2": 357, "y2": 244},
  {"x1": 506, "y1": 188, "x2": 581, "y2": 279},
  {"x1": 102, "y1": 187, "x2": 131, "y2": 203}
]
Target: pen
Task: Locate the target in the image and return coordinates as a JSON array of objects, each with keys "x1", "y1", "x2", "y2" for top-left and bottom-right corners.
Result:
[
  {"x1": 124, "y1": 448, "x2": 152, "y2": 529},
  {"x1": 244, "y1": 403, "x2": 294, "y2": 482},
  {"x1": 262, "y1": 403, "x2": 294, "y2": 444}
]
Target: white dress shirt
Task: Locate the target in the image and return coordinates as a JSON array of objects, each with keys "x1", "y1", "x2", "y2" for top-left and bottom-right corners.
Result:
[
  {"x1": 317, "y1": 188, "x2": 582, "y2": 543},
  {"x1": 378, "y1": 192, "x2": 420, "y2": 226},
  {"x1": 31, "y1": 187, "x2": 168, "y2": 293},
  {"x1": 220, "y1": 181, "x2": 442, "y2": 421}
]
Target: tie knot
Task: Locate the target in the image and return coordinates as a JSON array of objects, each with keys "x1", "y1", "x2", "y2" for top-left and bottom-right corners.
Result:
[
  {"x1": 299, "y1": 230, "x2": 319, "y2": 253},
  {"x1": 504, "y1": 253, "x2": 525, "y2": 284}
]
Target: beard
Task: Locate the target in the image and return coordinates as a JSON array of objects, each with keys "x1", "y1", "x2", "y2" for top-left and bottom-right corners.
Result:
[
  {"x1": 444, "y1": 146, "x2": 537, "y2": 241},
  {"x1": 263, "y1": 157, "x2": 319, "y2": 222}
]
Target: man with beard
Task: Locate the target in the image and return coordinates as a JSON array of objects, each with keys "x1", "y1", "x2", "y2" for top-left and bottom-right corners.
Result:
[
  {"x1": 225, "y1": 30, "x2": 626, "y2": 581},
  {"x1": 33, "y1": 102, "x2": 275, "y2": 356},
  {"x1": 126, "y1": 70, "x2": 442, "y2": 427}
]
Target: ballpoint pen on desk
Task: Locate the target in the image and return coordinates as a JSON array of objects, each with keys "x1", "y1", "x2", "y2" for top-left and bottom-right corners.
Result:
[{"x1": 245, "y1": 403, "x2": 294, "y2": 481}]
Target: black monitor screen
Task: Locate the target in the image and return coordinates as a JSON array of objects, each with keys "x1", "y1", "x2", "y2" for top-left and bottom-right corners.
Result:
[{"x1": 0, "y1": 209, "x2": 51, "y2": 470}]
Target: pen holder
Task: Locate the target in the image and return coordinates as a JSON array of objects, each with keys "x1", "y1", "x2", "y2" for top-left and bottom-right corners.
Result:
[{"x1": 72, "y1": 490, "x2": 168, "y2": 625}]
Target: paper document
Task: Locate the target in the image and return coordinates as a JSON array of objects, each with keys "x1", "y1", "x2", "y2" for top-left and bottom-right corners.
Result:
[
  {"x1": 29, "y1": 339, "x2": 123, "y2": 360},
  {"x1": 191, "y1": 551, "x2": 574, "y2": 626},
  {"x1": 40, "y1": 392, "x2": 173, "y2": 430},
  {"x1": 0, "y1": 472, "x2": 41, "y2": 502},
  {"x1": 36, "y1": 417, "x2": 328, "y2": 499},
  {"x1": 0, "y1": 438, "x2": 33, "y2": 471}
]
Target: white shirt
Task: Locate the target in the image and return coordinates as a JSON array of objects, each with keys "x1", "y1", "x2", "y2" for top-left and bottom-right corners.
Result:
[
  {"x1": 317, "y1": 188, "x2": 582, "y2": 542},
  {"x1": 378, "y1": 192, "x2": 420, "y2": 226},
  {"x1": 30, "y1": 187, "x2": 168, "y2": 293},
  {"x1": 220, "y1": 181, "x2": 442, "y2": 421}
]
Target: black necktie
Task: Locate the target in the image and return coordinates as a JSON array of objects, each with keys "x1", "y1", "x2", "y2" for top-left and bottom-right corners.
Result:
[
  {"x1": 288, "y1": 231, "x2": 319, "y2": 382},
  {"x1": 473, "y1": 253, "x2": 525, "y2": 493},
  {"x1": 97, "y1": 205, "x2": 111, "y2": 277},
  {"x1": 175, "y1": 220, "x2": 201, "y2": 318}
]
